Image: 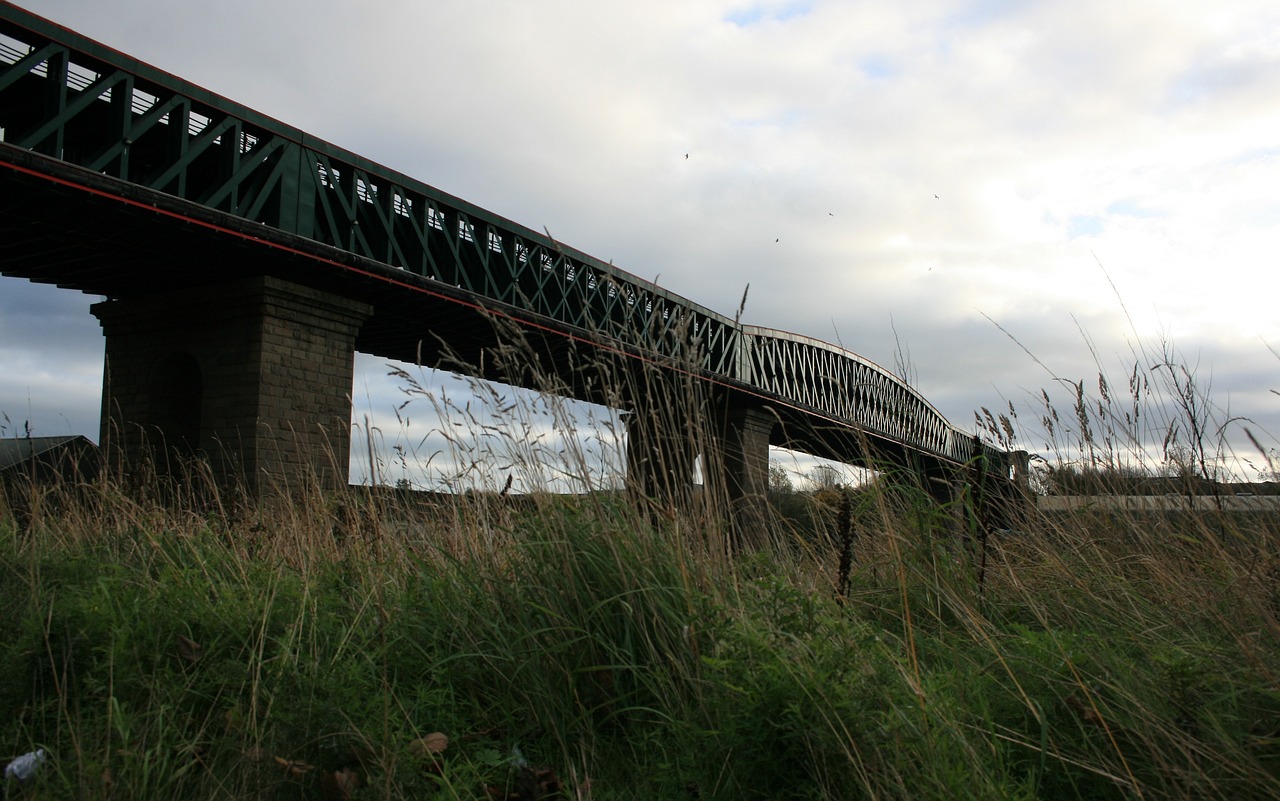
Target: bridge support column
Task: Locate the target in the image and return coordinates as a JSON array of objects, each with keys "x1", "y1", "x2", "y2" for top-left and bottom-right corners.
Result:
[
  {"x1": 92, "y1": 276, "x2": 372, "y2": 495},
  {"x1": 917, "y1": 457, "x2": 961, "y2": 508},
  {"x1": 971, "y1": 447, "x2": 1032, "y2": 531},
  {"x1": 711, "y1": 403, "x2": 776, "y2": 551},
  {"x1": 623, "y1": 405, "x2": 699, "y2": 513}
]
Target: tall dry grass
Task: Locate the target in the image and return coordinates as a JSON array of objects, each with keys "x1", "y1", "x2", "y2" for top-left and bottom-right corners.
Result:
[{"x1": 3, "y1": 319, "x2": 1280, "y2": 799}]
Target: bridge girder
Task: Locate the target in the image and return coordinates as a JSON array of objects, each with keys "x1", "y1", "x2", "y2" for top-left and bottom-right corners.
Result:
[{"x1": 0, "y1": 2, "x2": 1029, "y2": 526}]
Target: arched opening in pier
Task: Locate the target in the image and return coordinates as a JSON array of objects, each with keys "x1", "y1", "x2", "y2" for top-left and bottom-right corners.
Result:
[{"x1": 149, "y1": 350, "x2": 203, "y2": 464}]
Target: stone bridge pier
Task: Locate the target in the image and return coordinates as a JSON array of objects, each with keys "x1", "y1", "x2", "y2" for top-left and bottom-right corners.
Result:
[
  {"x1": 92, "y1": 276, "x2": 371, "y2": 495},
  {"x1": 624, "y1": 391, "x2": 776, "y2": 550},
  {"x1": 707, "y1": 402, "x2": 776, "y2": 548}
]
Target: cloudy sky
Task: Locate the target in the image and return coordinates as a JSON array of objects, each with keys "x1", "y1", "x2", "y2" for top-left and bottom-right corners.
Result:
[{"x1": 3, "y1": 0, "x2": 1279, "y2": 486}]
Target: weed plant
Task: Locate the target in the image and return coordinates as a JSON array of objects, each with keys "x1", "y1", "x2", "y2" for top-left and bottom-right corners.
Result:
[{"x1": 3, "y1": 336, "x2": 1280, "y2": 800}]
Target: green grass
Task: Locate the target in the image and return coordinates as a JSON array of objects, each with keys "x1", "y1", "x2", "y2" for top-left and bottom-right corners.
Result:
[{"x1": 3, "y1": 465, "x2": 1279, "y2": 801}]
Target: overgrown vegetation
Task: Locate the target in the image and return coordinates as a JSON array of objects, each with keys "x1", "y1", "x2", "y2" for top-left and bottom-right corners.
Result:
[{"x1": 4, "y1": 335, "x2": 1280, "y2": 800}]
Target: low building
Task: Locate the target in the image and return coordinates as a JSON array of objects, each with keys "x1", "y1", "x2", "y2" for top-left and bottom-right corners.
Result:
[{"x1": 0, "y1": 435, "x2": 101, "y2": 486}]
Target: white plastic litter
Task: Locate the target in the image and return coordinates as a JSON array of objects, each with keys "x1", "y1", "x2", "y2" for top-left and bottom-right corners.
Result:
[{"x1": 4, "y1": 749, "x2": 45, "y2": 783}]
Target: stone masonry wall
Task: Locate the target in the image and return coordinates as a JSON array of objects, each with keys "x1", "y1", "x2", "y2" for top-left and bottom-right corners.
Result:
[{"x1": 92, "y1": 276, "x2": 371, "y2": 494}]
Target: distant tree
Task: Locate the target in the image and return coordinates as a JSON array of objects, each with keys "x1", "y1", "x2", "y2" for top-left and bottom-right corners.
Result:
[
  {"x1": 1246, "y1": 448, "x2": 1280, "y2": 483},
  {"x1": 1162, "y1": 444, "x2": 1191, "y2": 479},
  {"x1": 807, "y1": 464, "x2": 844, "y2": 493},
  {"x1": 1045, "y1": 462, "x2": 1176, "y2": 496},
  {"x1": 766, "y1": 460, "x2": 823, "y2": 537},
  {"x1": 768, "y1": 461, "x2": 793, "y2": 495}
]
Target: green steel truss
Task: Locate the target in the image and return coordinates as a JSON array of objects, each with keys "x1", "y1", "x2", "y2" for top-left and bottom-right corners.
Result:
[
  {"x1": 741, "y1": 326, "x2": 977, "y2": 464},
  {"x1": 0, "y1": 2, "x2": 995, "y2": 468}
]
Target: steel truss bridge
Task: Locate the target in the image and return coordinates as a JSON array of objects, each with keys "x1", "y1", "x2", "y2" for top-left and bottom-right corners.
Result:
[{"x1": 0, "y1": 2, "x2": 1021, "y2": 504}]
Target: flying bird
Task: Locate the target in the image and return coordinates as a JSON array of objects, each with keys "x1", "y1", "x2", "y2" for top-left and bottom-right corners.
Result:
[{"x1": 934, "y1": 194, "x2": 940, "y2": 199}]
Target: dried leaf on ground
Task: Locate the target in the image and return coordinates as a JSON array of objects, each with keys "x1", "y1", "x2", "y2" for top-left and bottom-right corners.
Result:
[
  {"x1": 321, "y1": 767, "x2": 361, "y2": 801},
  {"x1": 409, "y1": 731, "x2": 449, "y2": 755},
  {"x1": 1066, "y1": 693, "x2": 1105, "y2": 726},
  {"x1": 175, "y1": 633, "x2": 203, "y2": 663},
  {"x1": 273, "y1": 755, "x2": 316, "y2": 778},
  {"x1": 411, "y1": 731, "x2": 450, "y2": 775}
]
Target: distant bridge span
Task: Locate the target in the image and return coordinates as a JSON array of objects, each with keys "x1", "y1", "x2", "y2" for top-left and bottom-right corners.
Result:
[{"x1": 0, "y1": 3, "x2": 1024, "y2": 531}]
